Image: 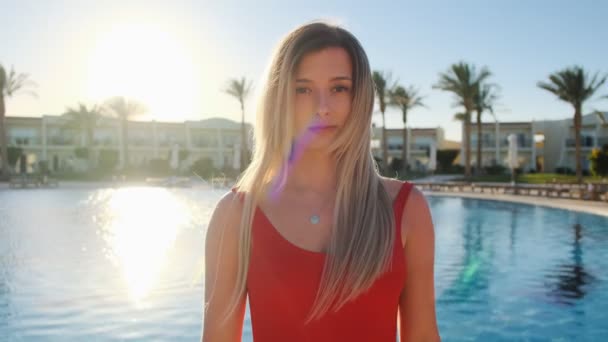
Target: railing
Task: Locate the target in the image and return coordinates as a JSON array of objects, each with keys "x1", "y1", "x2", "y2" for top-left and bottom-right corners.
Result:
[
  {"x1": 387, "y1": 143, "x2": 432, "y2": 151},
  {"x1": 472, "y1": 138, "x2": 533, "y2": 148},
  {"x1": 387, "y1": 143, "x2": 403, "y2": 151},
  {"x1": 158, "y1": 140, "x2": 186, "y2": 147},
  {"x1": 48, "y1": 136, "x2": 76, "y2": 146},
  {"x1": 192, "y1": 141, "x2": 218, "y2": 148},
  {"x1": 93, "y1": 138, "x2": 118, "y2": 147},
  {"x1": 597, "y1": 137, "x2": 608, "y2": 148},
  {"x1": 566, "y1": 137, "x2": 595, "y2": 148},
  {"x1": 9, "y1": 137, "x2": 41, "y2": 146},
  {"x1": 129, "y1": 139, "x2": 154, "y2": 147}
]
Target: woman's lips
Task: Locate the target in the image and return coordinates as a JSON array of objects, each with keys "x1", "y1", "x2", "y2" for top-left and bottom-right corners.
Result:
[{"x1": 308, "y1": 125, "x2": 336, "y2": 132}]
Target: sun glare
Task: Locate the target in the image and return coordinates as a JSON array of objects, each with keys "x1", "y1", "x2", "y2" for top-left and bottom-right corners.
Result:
[
  {"x1": 99, "y1": 187, "x2": 189, "y2": 304},
  {"x1": 86, "y1": 23, "x2": 201, "y2": 121}
]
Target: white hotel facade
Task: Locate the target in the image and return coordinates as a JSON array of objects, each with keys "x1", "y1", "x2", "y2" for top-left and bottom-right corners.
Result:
[
  {"x1": 3, "y1": 112, "x2": 607, "y2": 175},
  {"x1": 2, "y1": 115, "x2": 252, "y2": 173},
  {"x1": 370, "y1": 112, "x2": 608, "y2": 173}
]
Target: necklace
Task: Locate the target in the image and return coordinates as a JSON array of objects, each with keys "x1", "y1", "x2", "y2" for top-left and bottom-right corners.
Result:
[{"x1": 309, "y1": 190, "x2": 335, "y2": 225}]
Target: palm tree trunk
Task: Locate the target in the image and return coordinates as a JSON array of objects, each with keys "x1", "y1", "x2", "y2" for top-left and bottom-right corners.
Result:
[
  {"x1": 121, "y1": 118, "x2": 129, "y2": 171},
  {"x1": 574, "y1": 107, "x2": 582, "y2": 183},
  {"x1": 240, "y1": 101, "x2": 246, "y2": 173},
  {"x1": 464, "y1": 112, "x2": 472, "y2": 179},
  {"x1": 476, "y1": 110, "x2": 482, "y2": 175},
  {"x1": 381, "y1": 111, "x2": 388, "y2": 174},
  {"x1": 402, "y1": 122, "x2": 408, "y2": 175},
  {"x1": 87, "y1": 125, "x2": 94, "y2": 171},
  {"x1": 0, "y1": 94, "x2": 8, "y2": 178}
]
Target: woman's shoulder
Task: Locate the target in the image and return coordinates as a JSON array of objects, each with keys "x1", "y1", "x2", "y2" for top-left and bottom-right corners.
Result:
[
  {"x1": 379, "y1": 177, "x2": 432, "y2": 245},
  {"x1": 379, "y1": 177, "x2": 425, "y2": 204},
  {"x1": 209, "y1": 188, "x2": 246, "y2": 234}
]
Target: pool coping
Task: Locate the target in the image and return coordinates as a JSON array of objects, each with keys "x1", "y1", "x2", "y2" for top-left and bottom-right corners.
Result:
[
  {"x1": 2, "y1": 181, "x2": 606, "y2": 218},
  {"x1": 423, "y1": 190, "x2": 608, "y2": 218}
]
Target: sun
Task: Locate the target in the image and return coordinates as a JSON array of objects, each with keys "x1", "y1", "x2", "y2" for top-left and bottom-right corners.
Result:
[{"x1": 86, "y1": 23, "x2": 201, "y2": 122}]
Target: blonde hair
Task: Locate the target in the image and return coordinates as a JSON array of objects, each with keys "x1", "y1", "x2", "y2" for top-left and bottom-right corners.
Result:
[{"x1": 217, "y1": 20, "x2": 395, "y2": 325}]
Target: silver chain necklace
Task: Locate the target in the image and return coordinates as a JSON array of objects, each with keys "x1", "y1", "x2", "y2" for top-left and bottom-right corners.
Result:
[{"x1": 309, "y1": 190, "x2": 335, "y2": 225}]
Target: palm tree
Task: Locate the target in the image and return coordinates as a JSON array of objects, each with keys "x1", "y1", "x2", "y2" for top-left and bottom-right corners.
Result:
[
  {"x1": 0, "y1": 64, "x2": 37, "y2": 178},
  {"x1": 372, "y1": 71, "x2": 397, "y2": 173},
  {"x1": 473, "y1": 83, "x2": 500, "y2": 174},
  {"x1": 224, "y1": 77, "x2": 252, "y2": 173},
  {"x1": 389, "y1": 85, "x2": 426, "y2": 173},
  {"x1": 103, "y1": 96, "x2": 146, "y2": 170},
  {"x1": 434, "y1": 62, "x2": 491, "y2": 178},
  {"x1": 62, "y1": 103, "x2": 103, "y2": 170},
  {"x1": 538, "y1": 66, "x2": 607, "y2": 183}
]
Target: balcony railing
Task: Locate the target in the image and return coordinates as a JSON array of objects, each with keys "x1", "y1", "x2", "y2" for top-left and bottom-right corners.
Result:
[
  {"x1": 192, "y1": 140, "x2": 218, "y2": 148},
  {"x1": 387, "y1": 143, "x2": 432, "y2": 151},
  {"x1": 566, "y1": 137, "x2": 595, "y2": 148},
  {"x1": 596, "y1": 137, "x2": 608, "y2": 148},
  {"x1": 158, "y1": 140, "x2": 186, "y2": 147},
  {"x1": 48, "y1": 136, "x2": 76, "y2": 146},
  {"x1": 93, "y1": 138, "x2": 118, "y2": 147},
  {"x1": 9, "y1": 137, "x2": 41, "y2": 146},
  {"x1": 472, "y1": 138, "x2": 533, "y2": 148},
  {"x1": 129, "y1": 139, "x2": 155, "y2": 147}
]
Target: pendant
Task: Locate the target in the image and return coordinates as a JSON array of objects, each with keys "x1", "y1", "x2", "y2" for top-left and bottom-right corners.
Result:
[{"x1": 310, "y1": 215, "x2": 320, "y2": 224}]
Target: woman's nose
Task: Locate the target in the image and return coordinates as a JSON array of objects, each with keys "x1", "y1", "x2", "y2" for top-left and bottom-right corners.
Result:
[{"x1": 315, "y1": 91, "x2": 330, "y2": 117}]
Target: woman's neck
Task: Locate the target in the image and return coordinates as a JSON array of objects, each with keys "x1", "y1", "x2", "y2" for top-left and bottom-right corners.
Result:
[{"x1": 285, "y1": 148, "x2": 337, "y2": 194}]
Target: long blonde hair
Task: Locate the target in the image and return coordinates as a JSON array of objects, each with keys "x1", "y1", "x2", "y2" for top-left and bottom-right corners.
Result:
[{"x1": 219, "y1": 20, "x2": 395, "y2": 324}]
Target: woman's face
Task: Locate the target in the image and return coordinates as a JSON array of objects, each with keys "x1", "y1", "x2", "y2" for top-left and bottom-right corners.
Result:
[{"x1": 292, "y1": 47, "x2": 353, "y2": 151}]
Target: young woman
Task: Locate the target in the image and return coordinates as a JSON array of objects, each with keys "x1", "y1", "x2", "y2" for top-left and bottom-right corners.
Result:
[{"x1": 203, "y1": 21, "x2": 440, "y2": 342}]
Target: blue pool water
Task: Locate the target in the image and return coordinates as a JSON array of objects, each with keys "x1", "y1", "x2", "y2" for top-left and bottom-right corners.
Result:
[{"x1": 0, "y1": 185, "x2": 607, "y2": 341}]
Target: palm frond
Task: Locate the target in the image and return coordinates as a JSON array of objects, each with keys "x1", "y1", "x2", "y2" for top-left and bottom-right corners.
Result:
[
  {"x1": 104, "y1": 96, "x2": 146, "y2": 120},
  {"x1": 474, "y1": 82, "x2": 500, "y2": 115},
  {"x1": 224, "y1": 77, "x2": 253, "y2": 104},
  {"x1": 453, "y1": 112, "x2": 468, "y2": 121},
  {"x1": 538, "y1": 66, "x2": 608, "y2": 107},
  {"x1": 372, "y1": 70, "x2": 397, "y2": 113},
  {"x1": 434, "y1": 61, "x2": 492, "y2": 112},
  {"x1": 0, "y1": 64, "x2": 38, "y2": 98}
]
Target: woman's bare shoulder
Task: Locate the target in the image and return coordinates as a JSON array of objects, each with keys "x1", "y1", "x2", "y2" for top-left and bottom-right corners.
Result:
[
  {"x1": 208, "y1": 189, "x2": 246, "y2": 236},
  {"x1": 402, "y1": 185, "x2": 434, "y2": 238},
  {"x1": 379, "y1": 176, "x2": 405, "y2": 201}
]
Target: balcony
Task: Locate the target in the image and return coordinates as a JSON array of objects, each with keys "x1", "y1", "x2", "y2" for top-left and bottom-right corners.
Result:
[
  {"x1": 387, "y1": 143, "x2": 403, "y2": 151},
  {"x1": 48, "y1": 136, "x2": 76, "y2": 146},
  {"x1": 472, "y1": 137, "x2": 533, "y2": 149},
  {"x1": 387, "y1": 143, "x2": 432, "y2": 152},
  {"x1": 158, "y1": 139, "x2": 186, "y2": 147},
  {"x1": 9, "y1": 137, "x2": 41, "y2": 146},
  {"x1": 566, "y1": 137, "x2": 595, "y2": 148},
  {"x1": 129, "y1": 138, "x2": 154, "y2": 147},
  {"x1": 93, "y1": 138, "x2": 118, "y2": 147},
  {"x1": 597, "y1": 137, "x2": 608, "y2": 148}
]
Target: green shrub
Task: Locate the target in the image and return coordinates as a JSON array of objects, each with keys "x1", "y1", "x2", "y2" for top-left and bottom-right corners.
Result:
[
  {"x1": 148, "y1": 158, "x2": 170, "y2": 176},
  {"x1": 7, "y1": 146, "x2": 22, "y2": 166},
  {"x1": 98, "y1": 149, "x2": 119, "y2": 172},
  {"x1": 437, "y1": 149, "x2": 459, "y2": 172},
  {"x1": 191, "y1": 157, "x2": 216, "y2": 179},
  {"x1": 74, "y1": 147, "x2": 89, "y2": 159},
  {"x1": 589, "y1": 144, "x2": 608, "y2": 177}
]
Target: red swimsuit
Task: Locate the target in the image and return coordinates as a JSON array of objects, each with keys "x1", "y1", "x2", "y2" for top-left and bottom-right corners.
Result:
[{"x1": 235, "y1": 181, "x2": 412, "y2": 341}]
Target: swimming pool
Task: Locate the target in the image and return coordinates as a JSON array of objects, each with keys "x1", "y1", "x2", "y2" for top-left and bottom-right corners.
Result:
[{"x1": 1, "y1": 186, "x2": 606, "y2": 341}]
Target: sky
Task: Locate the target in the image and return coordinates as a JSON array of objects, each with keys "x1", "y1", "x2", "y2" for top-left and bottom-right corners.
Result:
[{"x1": 1, "y1": 0, "x2": 607, "y2": 141}]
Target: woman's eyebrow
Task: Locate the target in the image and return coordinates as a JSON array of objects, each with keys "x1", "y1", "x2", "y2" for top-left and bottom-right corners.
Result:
[{"x1": 295, "y1": 76, "x2": 352, "y2": 82}]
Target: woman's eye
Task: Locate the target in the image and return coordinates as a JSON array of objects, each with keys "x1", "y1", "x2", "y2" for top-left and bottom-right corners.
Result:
[
  {"x1": 296, "y1": 87, "x2": 311, "y2": 94},
  {"x1": 332, "y1": 85, "x2": 350, "y2": 93}
]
